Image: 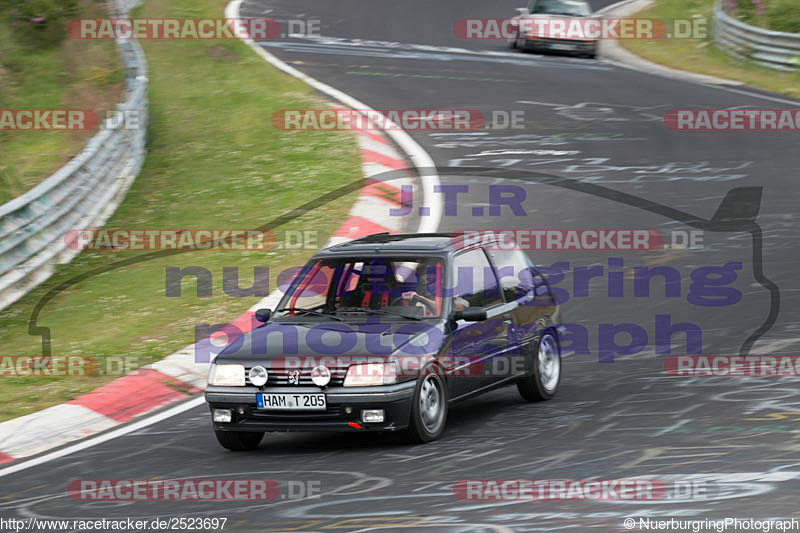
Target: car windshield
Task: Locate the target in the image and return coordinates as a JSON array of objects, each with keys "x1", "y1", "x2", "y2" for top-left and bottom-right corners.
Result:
[
  {"x1": 275, "y1": 257, "x2": 444, "y2": 319},
  {"x1": 531, "y1": 0, "x2": 590, "y2": 16}
]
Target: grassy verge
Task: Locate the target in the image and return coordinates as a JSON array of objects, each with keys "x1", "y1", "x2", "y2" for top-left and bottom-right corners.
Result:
[
  {"x1": 727, "y1": 0, "x2": 800, "y2": 34},
  {"x1": 0, "y1": 0, "x2": 362, "y2": 421},
  {"x1": 0, "y1": 1, "x2": 123, "y2": 204},
  {"x1": 620, "y1": 0, "x2": 800, "y2": 98}
]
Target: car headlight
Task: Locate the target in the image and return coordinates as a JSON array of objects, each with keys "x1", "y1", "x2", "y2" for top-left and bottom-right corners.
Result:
[
  {"x1": 343, "y1": 362, "x2": 397, "y2": 387},
  {"x1": 208, "y1": 364, "x2": 245, "y2": 386}
]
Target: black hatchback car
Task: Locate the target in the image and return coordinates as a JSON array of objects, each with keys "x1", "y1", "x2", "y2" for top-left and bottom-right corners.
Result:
[{"x1": 205, "y1": 232, "x2": 562, "y2": 449}]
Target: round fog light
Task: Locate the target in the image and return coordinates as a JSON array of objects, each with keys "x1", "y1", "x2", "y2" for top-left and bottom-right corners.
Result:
[
  {"x1": 311, "y1": 365, "x2": 331, "y2": 387},
  {"x1": 249, "y1": 366, "x2": 268, "y2": 387}
]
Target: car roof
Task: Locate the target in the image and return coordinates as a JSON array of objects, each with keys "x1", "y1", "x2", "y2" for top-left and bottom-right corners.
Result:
[{"x1": 315, "y1": 232, "x2": 496, "y2": 256}]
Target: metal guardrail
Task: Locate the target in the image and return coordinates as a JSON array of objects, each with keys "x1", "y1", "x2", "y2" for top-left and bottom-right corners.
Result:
[
  {"x1": 0, "y1": 0, "x2": 148, "y2": 310},
  {"x1": 713, "y1": 0, "x2": 800, "y2": 71}
]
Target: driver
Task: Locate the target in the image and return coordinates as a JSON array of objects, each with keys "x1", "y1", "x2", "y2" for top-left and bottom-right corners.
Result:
[
  {"x1": 400, "y1": 262, "x2": 469, "y2": 314},
  {"x1": 401, "y1": 262, "x2": 437, "y2": 311}
]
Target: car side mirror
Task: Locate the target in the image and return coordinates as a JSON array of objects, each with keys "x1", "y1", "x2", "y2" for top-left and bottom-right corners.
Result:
[
  {"x1": 516, "y1": 7, "x2": 529, "y2": 15},
  {"x1": 453, "y1": 307, "x2": 488, "y2": 322},
  {"x1": 254, "y1": 308, "x2": 272, "y2": 323}
]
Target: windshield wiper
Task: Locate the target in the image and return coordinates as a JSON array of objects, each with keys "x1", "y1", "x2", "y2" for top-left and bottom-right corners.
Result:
[
  {"x1": 339, "y1": 307, "x2": 424, "y2": 321},
  {"x1": 274, "y1": 307, "x2": 344, "y2": 321}
]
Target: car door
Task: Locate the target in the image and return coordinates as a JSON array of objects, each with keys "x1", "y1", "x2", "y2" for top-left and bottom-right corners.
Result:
[
  {"x1": 447, "y1": 248, "x2": 511, "y2": 398},
  {"x1": 486, "y1": 247, "x2": 558, "y2": 377}
]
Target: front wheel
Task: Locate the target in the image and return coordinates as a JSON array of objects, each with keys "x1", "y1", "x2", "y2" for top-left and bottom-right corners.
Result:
[
  {"x1": 517, "y1": 333, "x2": 561, "y2": 401},
  {"x1": 406, "y1": 369, "x2": 448, "y2": 443},
  {"x1": 214, "y1": 429, "x2": 263, "y2": 451}
]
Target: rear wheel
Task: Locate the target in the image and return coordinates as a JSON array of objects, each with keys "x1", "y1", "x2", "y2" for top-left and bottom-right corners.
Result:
[
  {"x1": 406, "y1": 369, "x2": 448, "y2": 443},
  {"x1": 517, "y1": 333, "x2": 561, "y2": 401},
  {"x1": 214, "y1": 429, "x2": 263, "y2": 451}
]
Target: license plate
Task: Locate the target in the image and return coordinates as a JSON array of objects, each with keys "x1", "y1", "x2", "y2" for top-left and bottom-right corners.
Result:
[
  {"x1": 550, "y1": 43, "x2": 574, "y2": 51},
  {"x1": 257, "y1": 393, "x2": 326, "y2": 411}
]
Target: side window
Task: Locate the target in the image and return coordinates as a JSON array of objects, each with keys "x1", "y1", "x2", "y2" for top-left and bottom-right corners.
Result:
[
  {"x1": 526, "y1": 0, "x2": 536, "y2": 13},
  {"x1": 486, "y1": 248, "x2": 536, "y2": 302},
  {"x1": 451, "y1": 249, "x2": 502, "y2": 308},
  {"x1": 291, "y1": 265, "x2": 334, "y2": 309}
]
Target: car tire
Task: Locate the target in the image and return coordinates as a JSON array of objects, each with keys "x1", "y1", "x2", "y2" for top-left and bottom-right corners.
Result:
[
  {"x1": 406, "y1": 368, "x2": 448, "y2": 443},
  {"x1": 517, "y1": 332, "x2": 561, "y2": 402},
  {"x1": 508, "y1": 37, "x2": 517, "y2": 49},
  {"x1": 214, "y1": 429, "x2": 263, "y2": 451}
]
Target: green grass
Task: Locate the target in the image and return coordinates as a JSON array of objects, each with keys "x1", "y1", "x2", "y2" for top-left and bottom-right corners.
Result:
[
  {"x1": 0, "y1": 1, "x2": 123, "y2": 204},
  {"x1": 0, "y1": 0, "x2": 361, "y2": 421},
  {"x1": 726, "y1": 0, "x2": 800, "y2": 34},
  {"x1": 621, "y1": 0, "x2": 800, "y2": 98}
]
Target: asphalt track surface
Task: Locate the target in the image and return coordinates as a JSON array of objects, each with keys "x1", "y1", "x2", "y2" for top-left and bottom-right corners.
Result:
[{"x1": 3, "y1": 1, "x2": 800, "y2": 531}]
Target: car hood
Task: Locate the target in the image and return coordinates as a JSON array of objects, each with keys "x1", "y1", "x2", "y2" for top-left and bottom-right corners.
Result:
[
  {"x1": 214, "y1": 320, "x2": 447, "y2": 365},
  {"x1": 521, "y1": 13, "x2": 586, "y2": 19}
]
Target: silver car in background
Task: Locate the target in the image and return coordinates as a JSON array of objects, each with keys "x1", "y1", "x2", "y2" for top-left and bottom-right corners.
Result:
[{"x1": 509, "y1": 0, "x2": 598, "y2": 58}]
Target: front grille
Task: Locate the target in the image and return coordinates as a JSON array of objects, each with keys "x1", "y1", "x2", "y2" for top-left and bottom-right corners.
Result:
[
  {"x1": 245, "y1": 365, "x2": 348, "y2": 387},
  {"x1": 249, "y1": 406, "x2": 345, "y2": 420}
]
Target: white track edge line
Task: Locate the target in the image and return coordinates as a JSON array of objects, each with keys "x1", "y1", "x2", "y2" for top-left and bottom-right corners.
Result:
[
  {"x1": 226, "y1": 0, "x2": 442, "y2": 233},
  {"x1": 0, "y1": 0, "x2": 443, "y2": 477},
  {"x1": 596, "y1": 0, "x2": 800, "y2": 105},
  {"x1": 0, "y1": 397, "x2": 206, "y2": 478}
]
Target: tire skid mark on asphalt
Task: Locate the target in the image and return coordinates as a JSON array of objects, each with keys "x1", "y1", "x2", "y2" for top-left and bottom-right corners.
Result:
[
  {"x1": 0, "y1": 469, "x2": 393, "y2": 527},
  {"x1": 255, "y1": 41, "x2": 612, "y2": 71}
]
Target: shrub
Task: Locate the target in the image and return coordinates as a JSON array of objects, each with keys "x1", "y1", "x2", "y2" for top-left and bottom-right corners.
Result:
[
  {"x1": 724, "y1": 0, "x2": 800, "y2": 33},
  {"x1": 0, "y1": 0, "x2": 80, "y2": 48},
  {"x1": 766, "y1": 0, "x2": 800, "y2": 33}
]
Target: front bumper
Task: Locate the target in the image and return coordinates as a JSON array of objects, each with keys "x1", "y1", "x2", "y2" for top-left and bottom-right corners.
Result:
[
  {"x1": 521, "y1": 38, "x2": 597, "y2": 55},
  {"x1": 205, "y1": 381, "x2": 416, "y2": 433}
]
